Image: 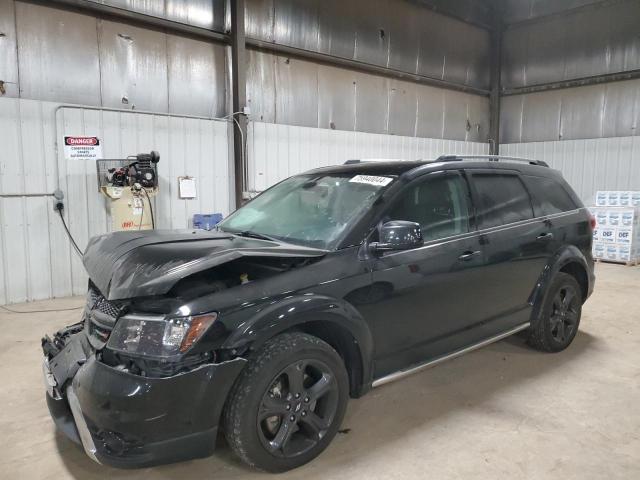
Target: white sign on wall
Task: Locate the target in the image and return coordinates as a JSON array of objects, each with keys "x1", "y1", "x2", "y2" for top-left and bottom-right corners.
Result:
[
  {"x1": 63, "y1": 136, "x2": 103, "y2": 161},
  {"x1": 178, "y1": 176, "x2": 197, "y2": 199}
]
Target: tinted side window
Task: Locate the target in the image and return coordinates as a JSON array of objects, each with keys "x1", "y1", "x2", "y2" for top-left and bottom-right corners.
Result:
[
  {"x1": 387, "y1": 174, "x2": 470, "y2": 241},
  {"x1": 472, "y1": 174, "x2": 534, "y2": 228},
  {"x1": 522, "y1": 175, "x2": 578, "y2": 216}
]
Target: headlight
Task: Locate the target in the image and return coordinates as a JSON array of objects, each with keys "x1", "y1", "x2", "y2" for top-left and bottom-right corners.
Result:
[{"x1": 107, "y1": 312, "x2": 217, "y2": 358}]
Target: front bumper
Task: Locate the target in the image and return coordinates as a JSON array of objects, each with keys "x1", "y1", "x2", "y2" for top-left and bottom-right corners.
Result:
[{"x1": 44, "y1": 335, "x2": 246, "y2": 468}]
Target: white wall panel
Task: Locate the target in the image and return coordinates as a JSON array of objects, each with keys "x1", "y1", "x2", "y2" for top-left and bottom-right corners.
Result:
[
  {"x1": 502, "y1": 136, "x2": 640, "y2": 205},
  {"x1": 247, "y1": 121, "x2": 489, "y2": 192},
  {"x1": 0, "y1": 97, "x2": 233, "y2": 304}
]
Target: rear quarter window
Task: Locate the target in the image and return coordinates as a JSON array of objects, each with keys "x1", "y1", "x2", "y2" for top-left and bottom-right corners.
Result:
[{"x1": 522, "y1": 175, "x2": 578, "y2": 216}]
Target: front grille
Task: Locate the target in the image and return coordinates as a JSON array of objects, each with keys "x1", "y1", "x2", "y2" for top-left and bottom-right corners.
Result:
[
  {"x1": 86, "y1": 288, "x2": 124, "y2": 347},
  {"x1": 94, "y1": 294, "x2": 122, "y2": 319}
]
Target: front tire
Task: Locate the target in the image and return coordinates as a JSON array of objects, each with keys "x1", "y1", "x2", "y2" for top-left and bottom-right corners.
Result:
[
  {"x1": 223, "y1": 332, "x2": 349, "y2": 472},
  {"x1": 528, "y1": 272, "x2": 582, "y2": 352}
]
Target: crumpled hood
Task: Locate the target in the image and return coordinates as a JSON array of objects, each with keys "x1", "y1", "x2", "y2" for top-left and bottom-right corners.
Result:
[{"x1": 83, "y1": 230, "x2": 327, "y2": 300}]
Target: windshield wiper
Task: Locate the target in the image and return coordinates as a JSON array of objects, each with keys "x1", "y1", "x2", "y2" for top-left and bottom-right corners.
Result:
[{"x1": 234, "y1": 230, "x2": 280, "y2": 242}]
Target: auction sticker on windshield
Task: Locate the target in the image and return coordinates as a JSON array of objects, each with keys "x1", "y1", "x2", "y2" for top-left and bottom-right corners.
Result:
[{"x1": 349, "y1": 175, "x2": 393, "y2": 187}]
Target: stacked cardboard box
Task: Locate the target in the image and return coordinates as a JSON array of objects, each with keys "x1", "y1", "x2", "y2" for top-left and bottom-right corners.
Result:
[{"x1": 590, "y1": 191, "x2": 640, "y2": 264}]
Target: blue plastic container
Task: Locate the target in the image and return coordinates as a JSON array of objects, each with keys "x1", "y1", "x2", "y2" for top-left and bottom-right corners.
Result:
[{"x1": 193, "y1": 213, "x2": 223, "y2": 230}]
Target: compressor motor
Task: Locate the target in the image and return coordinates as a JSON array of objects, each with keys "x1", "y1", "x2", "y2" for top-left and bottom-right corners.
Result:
[
  {"x1": 103, "y1": 151, "x2": 160, "y2": 189},
  {"x1": 97, "y1": 151, "x2": 160, "y2": 231}
]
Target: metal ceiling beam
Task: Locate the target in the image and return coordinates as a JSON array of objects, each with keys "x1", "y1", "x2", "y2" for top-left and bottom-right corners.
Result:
[
  {"x1": 245, "y1": 38, "x2": 491, "y2": 97},
  {"x1": 502, "y1": 69, "x2": 640, "y2": 96},
  {"x1": 26, "y1": 0, "x2": 229, "y2": 44}
]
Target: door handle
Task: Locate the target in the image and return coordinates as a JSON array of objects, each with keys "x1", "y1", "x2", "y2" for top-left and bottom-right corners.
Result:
[
  {"x1": 536, "y1": 232, "x2": 554, "y2": 241},
  {"x1": 458, "y1": 250, "x2": 481, "y2": 261}
]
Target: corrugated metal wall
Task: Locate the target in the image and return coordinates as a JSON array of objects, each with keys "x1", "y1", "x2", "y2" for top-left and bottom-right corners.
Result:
[
  {"x1": 502, "y1": 136, "x2": 640, "y2": 204},
  {"x1": 98, "y1": 0, "x2": 228, "y2": 31},
  {"x1": 1, "y1": 1, "x2": 229, "y2": 117},
  {"x1": 501, "y1": 2, "x2": 640, "y2": 193},
  {"x1": 500, "y1": 0, "x2": 640, "y2": 144},
  {"x1": 0, "y1": 0, "x2": 492, "y2": 142},
  {"x1": 246, "y1": 0, "x2": 490, "y2": 90},
  {"x1": 244, "y1": 0, "x2": 491, "y2": 141},
  {"x1": 502, "y1": 0, "x2": 640, "y2": 88},
  {"x1": 247, "y1": 50, "x2": 490, "y2": 140},
  {"x1": 502, "y1": 0, "x2": 632, "y2": 25},
  {"x1": 247, "y1": 121, "x2": 489, "y2": 192},
  {"x1": 0, "y1": 98, "x2": 233, "y2": 305},
  {"x1": 500, "y1": 78, "x2": 640, "y2": 143}
]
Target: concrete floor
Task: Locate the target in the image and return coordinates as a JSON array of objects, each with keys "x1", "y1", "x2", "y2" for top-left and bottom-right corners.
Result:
[{"x1": 1, "y1": 262, "x2": 638, "y2": 480}]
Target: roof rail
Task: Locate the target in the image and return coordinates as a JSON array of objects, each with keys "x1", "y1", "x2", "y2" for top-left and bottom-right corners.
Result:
[
  {"x1": 343, "y1": 158, "x2": 412, "y2": 165},
  {"x1": 435, "y1": 154, "x2": 549, "y2": 167}
]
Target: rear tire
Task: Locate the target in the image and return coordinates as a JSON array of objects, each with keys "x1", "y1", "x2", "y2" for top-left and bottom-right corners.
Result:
[
  {"x1": 223, "y1": 332, "x2": 349, "y2": 472},
  {"x1": 528, "y1": 272, "x2": 582, "y2": 352}
]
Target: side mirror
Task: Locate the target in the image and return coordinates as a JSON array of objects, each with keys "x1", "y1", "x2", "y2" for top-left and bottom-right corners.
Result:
[{"x1": 370, "y1": 220, "x2": 424, "y2": 253}]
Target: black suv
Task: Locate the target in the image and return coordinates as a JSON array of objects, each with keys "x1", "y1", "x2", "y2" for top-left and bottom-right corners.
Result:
[{"x1": 42, "y1": 155, "x2": 595, "y2": 472}]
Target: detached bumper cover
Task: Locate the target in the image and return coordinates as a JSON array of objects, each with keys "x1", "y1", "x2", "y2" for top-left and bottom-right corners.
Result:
[{"x1": 44, "y1": 341, "x2": 246, "y2": 468}]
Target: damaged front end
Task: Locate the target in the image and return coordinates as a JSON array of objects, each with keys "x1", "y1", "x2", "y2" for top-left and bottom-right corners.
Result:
[
  {"x1": 41, "y1": 285, "x2": 246, "y2": 468},
  {"x1": 41, "y1": 230, "x2": 326, "y2": 467}
]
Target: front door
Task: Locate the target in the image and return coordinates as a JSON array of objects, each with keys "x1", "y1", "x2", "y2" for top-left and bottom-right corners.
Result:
[{"x1": 356, "y1": 171, "x2": 488, "y2": 378}]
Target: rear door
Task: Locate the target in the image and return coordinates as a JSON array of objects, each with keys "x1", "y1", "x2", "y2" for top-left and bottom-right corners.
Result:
[{"x1": 467, "y1": 170, "x2": 550, "y2": 330}]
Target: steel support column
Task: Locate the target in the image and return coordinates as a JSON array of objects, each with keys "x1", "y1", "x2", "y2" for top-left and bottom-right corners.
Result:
[
  {"x1": 230, "y1": 0, "x2": 248, "y2": 209},
  {"x1": 489, "y1": 13, "x2": 503, "y2": 155}
]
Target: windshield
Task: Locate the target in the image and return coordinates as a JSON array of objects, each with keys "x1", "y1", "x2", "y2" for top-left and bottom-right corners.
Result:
[{"x1": 218, "y1": 173, "x2": 395, "y2": 249}]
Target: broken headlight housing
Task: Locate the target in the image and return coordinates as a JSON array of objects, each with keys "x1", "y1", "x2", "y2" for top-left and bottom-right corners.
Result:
[{"x1": 106, "y1": 312, "x2": 217, "y2": 358}]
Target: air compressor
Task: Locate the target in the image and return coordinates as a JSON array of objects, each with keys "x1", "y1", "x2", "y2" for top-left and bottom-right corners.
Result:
[{"x1": 96, "y1": 151, "x2": 160, "y2": 231}]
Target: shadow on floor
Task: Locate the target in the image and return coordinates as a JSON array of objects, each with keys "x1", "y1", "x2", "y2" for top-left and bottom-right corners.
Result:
[{"x1": 54, "y1": 330, "x2": 597, "y2": 479}]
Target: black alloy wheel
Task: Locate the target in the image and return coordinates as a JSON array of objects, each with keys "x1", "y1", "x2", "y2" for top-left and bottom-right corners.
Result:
[
  {"x1": 223, "y1": 332, "x2": 349, "y2": 472},
  {"x1": 528, "y1": 272, "x2": 583, "y2": 352},
  {"x1": 548, "y1": 285, "x2": 580, "y2": 344},
  {"x1": 257, "y1": 359, "x2": 339, "y2": 458}
]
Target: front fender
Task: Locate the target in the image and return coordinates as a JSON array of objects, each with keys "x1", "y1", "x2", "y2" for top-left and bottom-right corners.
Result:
[{"x1": 221, "y1": 293, "x2": 374, "y2": 389}]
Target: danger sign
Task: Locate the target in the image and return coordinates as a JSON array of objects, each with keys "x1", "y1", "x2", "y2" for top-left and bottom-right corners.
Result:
[{"x1": 64, "y1": 136, "x2": 103, "y2": 161}]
